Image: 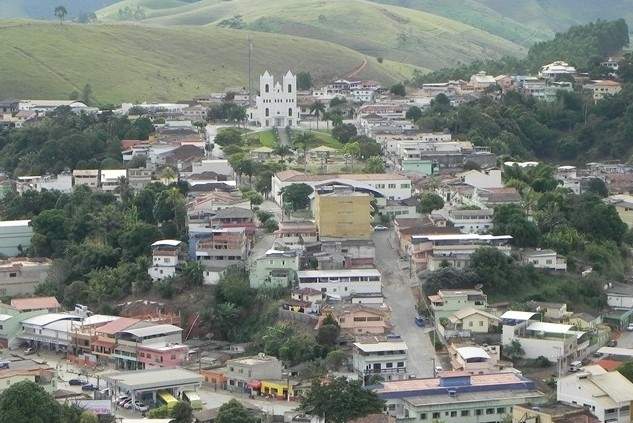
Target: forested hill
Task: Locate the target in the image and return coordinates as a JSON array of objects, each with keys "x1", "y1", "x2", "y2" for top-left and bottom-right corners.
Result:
[{"x1": 413, "y1": 19, "x2": 630, "y2": 85}]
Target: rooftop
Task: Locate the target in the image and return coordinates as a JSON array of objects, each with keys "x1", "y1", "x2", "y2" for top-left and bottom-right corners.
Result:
[
  {"x1": 106, "y1": 368, "x2": 202, "y2": 389},
  {"x1": 275, "y1": 170, "x2": 408, "y2": 182},
  {"x1": 212, "y1": 207, "x2": 254, "y2": 220},
  {"x1": 151, "y1": 240, "x2": 182, "y2": 247},
  {"x1": 96, "y1": 317, "x2": 140, "y2": 335},
  {"x1": 526, "y1": 322, "x2": 575, "y2": 335},
  {"x1": 21, "y1": 313, "x2": 81, "y2": 327},
  {"x1": 455, "y1": 346, "x2": 490, "y2": 360},
  {"x1": 0, "y1": 219, "x2": 31, "y2": 227},
  {"x1": 298, "y1": 268, "x2": 381, "y2": 278},
  {"x1": 354, "y1": 341, "x2": 407, "y2": 353},
  {"x1": 122, "y1": 324, "x2": 182, "y2": 338},
  {"x1": 411, "y1": 234, "x2": 512, "y2": 241},
  {"x1": 501, "y1": 311, "x2": 537, "y2": 321},
  {"x1": 10, "y1": 296, "x2": 59, "y2": 311}
]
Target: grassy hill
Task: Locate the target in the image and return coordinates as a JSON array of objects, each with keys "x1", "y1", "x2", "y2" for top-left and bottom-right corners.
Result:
[
  {"x1": 0, "y1": 20, "x2": 415, "y2": 104},
  {"x1": 0, "y1": 0, "x2": 120, "y2": 19},
  {"x1": 96, "y1": 0, "x2": 525, "y2": 70}
]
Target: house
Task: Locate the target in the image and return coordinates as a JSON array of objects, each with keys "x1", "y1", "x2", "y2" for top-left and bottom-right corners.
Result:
[
  {"x1": 159, "y1": 145, "x2": 205, "y2": 170},
  {"x1": 314, "y1": 239, "x2": 376, "y2": 270},
  {"x1": 521, "y1": 249, "x2": 567, "y2": 271},
  {"x1": 250, "y1": 146, "x2": 274, "y2": 161},
  {"x1": 11, "y1": 296, "x2": 60, "y2": 313},
  {"x1": 225, "y1": 354, "x2": 283, "y2": 392},
  {"x1": 274, "y1": 221, "x2": 319, "y2": 249},
  {"x1": 0, "y1": 258, "x2": 50, "y2": 297},
  {"x1": 271, "y1": 170, "x2": 412, "y2": 205},
  {"x1": 324, "y1": 304, "x2": 390, "y2": 335},
  {"x1": 110, "y1": 324, "x2": 184, "y2": 370},
  {"x1": 100, "y1": 169, "x2": 127, "y2": 192},
  {"x1": 186, "y1": 191, "x2": 249, "y2": 222},
  {"x1": 297, "y1": 268, "x2": 382, "y2": 299},
  {"x1": 0, "y1": 359, "x2": 56, "y2": 394},
  {"x1": 72, "y1": 169, "x2": 100, "y2": 189},
  {"x1": 193, "y1": 227, "x2": 249, "y2": 273},
  {"x1": 16, "y1": 173, "x2": 73, "y2": 194},
  {"x1": 313, "y1": 187, "x2": 372, "y2": 240},
  {"x1": 469, "y1": 71, "x2": 497, "y2": 91},
  {"x1": 291, "y1": 287, "x2": 322, "y2": 304},
  {"x1": 606, "y1": 282, "x2": 633, "y2": 310},
  {"x1": 512, "y1": 403, "x2": 600, "y2": 423},
  {"x1": 148, "y1": 240, "x2": 186, "y2": 281},
  {"x1": 249, "y1": 249, "x2": 300, "y2": 289},
  {"x1": 191, "y1": 160, "x2": 235, "y2": 179},
  {"x1": 569, "y1": 312, "x2": 602, "y2": 331},
  {"x1": 526, "y1": 301, "x2": 568, "y2": 321},
  {"x1": 393, "y1": 216, "x2": 456, "y2": 255},
  {"x1": 428, "y1": 289, "x2": 488, "y2": 319},
  {"x1": 353, "y1": 337, "x2": 408, "y2": 383},
  {"x1": 446, "y1": 307, "x2": 500, "y2": 334},
  {"x1": 457, "y1": 169, "x2": 503, "y2": 189},
  {"x1": 448, "y1": 343, "x2": 502, "y2": 374},
  {"x1": 137, "y1": 342, "x2": 189, "y2": 369},
  {"x1": 410, "y1": 234, "x2": 512, "y2": 271},
  {"x1": 251, "y1": 70, "x2": 297, "y2": 128},
  {"x1": 539, "y1": 61, "x2": 576, "y2": 79},
  {"x1": 0, "y1": 220, "x2": 33, "y2": 257},
  {"x1": 472, "y1": 187, "x2": 521, "y2": 208},
  {"x1": 607, "y1": 195, "x2": 633, "y2": 228},
  {"x1": 557, "y1": 365, "x2": 633, "y2": 423},
  {"x1": 377, "y1": 372, "x2": 545, "y2": 422},
  {"x1": 447, "y1": 208, "x2": 494, "y2": 234},
  {"x1": 127, "y1": 168, "x2": 153, "y2": 191},
  {"x1": 584, "y1": 80, "x2": 622, "y2": 102},
  {"x1": 209, "y1": 207, "x2": 256, "y2": 235},
  {"x1": 501, "y1": 311, "x2": 589, "y2": 365}
]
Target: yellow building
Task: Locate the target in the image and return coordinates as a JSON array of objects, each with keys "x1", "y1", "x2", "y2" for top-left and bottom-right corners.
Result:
[
  {"x1": 260, "y1": 379, "x2": 297, "y2": 399},
  {"x1": 314, "y1": 187, "x2": 372, "y2": 240}
]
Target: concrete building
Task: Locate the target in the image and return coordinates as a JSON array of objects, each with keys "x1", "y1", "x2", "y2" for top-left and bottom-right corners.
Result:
[
  {"x1": 445, "y1": 307, "x2": 500, "y2": 335},
  {"x1": 16, "y1": 173, "x2": 73, "y2": 194},
  {"x1": 428, "y1": 289, "x2": 488, "y2": 320},
  {"x1": 137, "y1": 343, "x2": 189, "y2": 369},
  {"x1": 297, "y1": 268, "x2": 381, "y2": 298},
  {"x1": 584, "y1": 80, "x2": 622, "y2": 102},
  {"x1": 469, "y1": 71, "x2": 497, "y2": 91},
  {"x1": 0, "y1": 220, "x2": 33, "y2": 257},
  {"x1": 127, "y1": 168, "x2": 153, "y2": 191},
  {"x1": 447, "y1": 208, "x2": 494, "y2": 234},
  {"x1": 100, "y1": 169, "x2": 127, "y2": 192},
  {"x1": 112, "y1": 324, "x2": 184, "y2": 370},
  {"x1": 148, "y1": 240, "x2": 186, "y2": 281},
  {"x1": 193, "y1": 227, "x2": 249, "y2": 270},
  {"x1": 72, "y1": 169, "x2": 100, "y2": 189},
  {"x1": 10, "y1": 296, "x2": 59, "y2": 313},
  {"x1": 313, "y1": 187, "x2": 372, "y2": 240},
  {"x1": 324, "y1": 304, "x2": 390, "y2": 335},
  {"x1": 273, "y1": 221, "x2": 318, "y2": 249},
  {"x1": 448, "y1": 344, "x2": 502, "y2": 374},
  {"x1": 249, "y1": 249, "x2": 300, "y2": 289},
  {"x1": 512, "y1": 402, "x2": 600, "y2": 423},
  {"x1": 186, "y1": 191, "x2": 250, "y2": 222},
  {"x1": 521, "y1": 249, "x2": 567, "y2": 271},
  {"x1": 106, "y1": 368, "x2": 202, "y2": 406},
  {"x1": 315, "y1": 239, "x2": 375, "y2": 270},
  {"x1": 353, "y1": 338, "x2": 408, "y2": 383},
  {"x1": 19, "y1": 313, "x2": 83, "y2": 351},
  {"x1": 457, "y1": 169, "x2": 503, "y2": 189},
  {"x1": 539, "y1": 61, "x2": 577, "y2": 79},
  {"x1": 377, "y1": 372, "x2": 545, "y2": 422},
  {"x1": 252, "y1": 70, "x2": 297, "y2": 128},
  {"x1": 607, "y1": 282, "x2": 633, "y2": 310},
  {"x1": 225, "y1": 354, "x2": 283, "y2": 392},
  {"x1": 0, "y1": 258, "x2": 50, "y2": 296},
  {"x1": 557, "y1": 365, "x2": 633, "y2": 423}
]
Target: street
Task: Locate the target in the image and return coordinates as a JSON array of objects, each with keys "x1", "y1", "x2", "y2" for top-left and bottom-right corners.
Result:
[{"x1": 373, "y1": 231, "x2": 437, "y2": 378}]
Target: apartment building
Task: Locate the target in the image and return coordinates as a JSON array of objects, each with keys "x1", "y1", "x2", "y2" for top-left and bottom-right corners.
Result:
[
  {"x1": 273, "y1": 221, "x2": 318, "y2": 249},
  {"x1": 224, "y1": 354, "x2": 283, "y2": 392},
  {"x1": 194, "y1": 227, "x2": 249, "y2": 270},
  {"x1": 72, "y1": 169, "x2": 100, "y2": 189},
  {"x1": 297, "y1": 268, "x2": 381, "y2": 298},
  {"x1": 0, "y1": 258, "x2": 50, "y2": 297},
  {"x1": 447, "y1": 208, "x2": 494, "y2": 234},
  {"x1": 0, "y1": 220, "x2": 33, "y2": 257},
  {"x1": 148, "y1": 240, "x2": 186, "y2": 281},
  {"x1": 428, "y1": 289, "x2": 488, "y2": 319},
  {"x1": 324, "y1": 304, "x2": 390, "y2": 335},
  {"x1": 353, "y1": 338, "x2": 408, "y2": 383},
  {"x1": 127, "y1": 168, "x2": 153, "y2": 191},
  {"x1": 249, "y1": 249, "x2": 300, "y2": 289}
]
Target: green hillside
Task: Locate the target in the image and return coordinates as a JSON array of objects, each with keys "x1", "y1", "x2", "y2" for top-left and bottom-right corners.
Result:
[
  {"x1": 0, "y1": 20, "x2": 415, "y2": 104},
  {"x1": 96, "y1": 0, "x2": 525, "y2": 70}
]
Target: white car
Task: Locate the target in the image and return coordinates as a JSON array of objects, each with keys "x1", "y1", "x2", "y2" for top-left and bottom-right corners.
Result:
[
  {"x1": 116, "y1": 396, "x2": 130, "y2": 406},
  {"x1": 134, "y1": 401, "x2": 149, "y2": 412},
  {"x1": 123, "y1": 399, "x2": 134, "y2": 409},
  {"x1": 627, "y1": 323, "x2": 633, "y2": 331},
  {"x1": 434, "y1": 365, "x2": 443, "y2": 374},
  {"x1": 373, "y1": 225, "x2": 389, "y2": 231}
]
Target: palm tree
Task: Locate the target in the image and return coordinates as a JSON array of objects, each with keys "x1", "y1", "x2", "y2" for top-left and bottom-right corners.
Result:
[
  {"x1": 309, "y1": 101, "x2": 326, "y2": 130},
  {"x1": 342, "y1": 142, "x2": 360, "y2": 171},
  {"x1": 331, "y1": 112, "x2": 344, "y2": 128},
  {"x1": 293, "y1": 132, "x2": 315, "y2": 173},
  {"x1": 54, "y1": 5, "x2": 68, "y2": 25}
]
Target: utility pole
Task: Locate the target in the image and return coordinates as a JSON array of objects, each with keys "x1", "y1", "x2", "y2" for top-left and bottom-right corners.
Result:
[{"x1": 248, "y1": 36, "x2": 253, "y2": 108}]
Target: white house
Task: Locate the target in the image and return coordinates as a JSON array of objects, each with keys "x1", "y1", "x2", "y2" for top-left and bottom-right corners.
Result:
[
  {"x1": 557, "y1": 365, "x2": 633, "y2": 423},
  {"x1": 607, "y1": 283, "x2": 633, "y2": 310},
  {"x1": 252, "y1": 70, "x2": 297, "y2": 128},
  {"x1": 458, "y1": 169, "x2": 503, "y2": 189},
  {"x1": 521, "y1": 249, "x2": 567, "y2": 271},
  {"x1": 353, "y1": 338, "x2": 408, "y2": 383},
  {"x1": 539, "y1": 61, "x2": 577, "y2": 79},
  {"x1": 72, "y1": 169, "x2": 100, "y2": 189},
  {"x1": 297, "y1": 268, "x2": 381, "y2": 298},
  {"x1": 100, "y1": 169, "x2": 128, "y2": 192},
  {"x1": 148, "y1": 240, "x2": 185, "y2": 281},
  {"x1": 447, "y1": 208, "x2": 494, "y2": 234}
]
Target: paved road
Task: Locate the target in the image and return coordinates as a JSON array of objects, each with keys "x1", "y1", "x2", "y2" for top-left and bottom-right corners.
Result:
[{"x1": 373, "y1": 231, "x2": 437, "y2": 378}]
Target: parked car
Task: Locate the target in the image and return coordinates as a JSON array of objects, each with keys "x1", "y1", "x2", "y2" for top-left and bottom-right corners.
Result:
[
  {"x1": 134, "y1": 401, "x2": 149, "y2": 412},
  {"x1": 415, "y1": 315, "x2": 426, "y2": 327},
  {"x1": 123, "y1": 399, "x2": 134, "y2": 409},
  {"x1": 116, "y1": 396, "x2": 130, "y2": 406},
  {"x1": 23, "y1": 347, "x2": 36, "y2": 355},
  {"x1": 607, "y1": 339, "x2": 618, "y2": 347},
  {"x1": 68, "y1": 379, "x2": 85, "y2": 386},
  {"x1": 81, "y1": 383, "x2": 98, "y2": 391},
  {"x1": 373, "y1": 225, "x2": 389, "y2": 231},
  {"x1": 626, "y1": 323, "x2": 633, "y2": 331}
]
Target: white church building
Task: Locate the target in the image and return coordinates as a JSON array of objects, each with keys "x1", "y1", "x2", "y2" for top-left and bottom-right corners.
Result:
[{"x1": 250, "y1": 70, "x2": 297, "y2": 128}]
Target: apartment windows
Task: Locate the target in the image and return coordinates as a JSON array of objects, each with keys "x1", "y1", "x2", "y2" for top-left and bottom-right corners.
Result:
[
  {"x1": 460, "y1": 410, "x2": 469, "y2": 417},
  {"x1": 496, "y1": 407, "x2": 505, "y2": 414},
  {"x1": 450, "y1": 411, "x2": 457, "y2": 417},
  {"x1": 486, "y1": 408, "x2": 494, "y2": 415},
  {"x1": 432, "y1": 412, "x2": 440, "y2": 419},
  {"x1": 419, "y1": 413, "x2": 426, "y2": 420},
  {"x1": 475, "y1": 409, "x2": 483, "y2": 416}
]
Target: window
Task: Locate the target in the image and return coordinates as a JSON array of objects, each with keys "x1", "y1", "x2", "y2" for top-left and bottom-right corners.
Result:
[
  {"x1": 479, "y1": 320, "x2": 484, "y2": 326},
  {"x1": 486, "y1": 408, "x2": 494, "y2": 414},
  {"x1": 461, "y1": 410, "x2": 469, "y2": 417},
  {"x1": 288, "y1": 108, "x2": 293, "y2": 117},
  {"x1": 386, "y1": 363, "x2": 393, "y2": 368},
  {"x1": 265, "y1": 84, "x2": 269, "y2": 93},
  {"x1": 450, "y1": 411, "x2": 457, "y2": 417},
  {"x1": 419, "y1": 413, "x2": 427, "y2": 420},
  {"x1": 388, "y1": 184, "x2": 396, "y2": 189},
  {"x1": 475, "y1": 409, "x2": 482, "y2": 416},
  {"x1": 265, "y1": 108, "x2": 269, "y2": 117},
  {"x1": 468, "y1": 321, "x2": 473, "y2": 327},
  {"x1": 432, "y1": 412, "x2": 440, "y2": 419},
  {"x1": 397, "y1": 362, "x2": 404, "y2": 367},
  {"x1": 496, "y1": 407, "x2": 505, "y2": 414},
  {"x1": 288, "y1": 84, "x2": 292, "y2": 93}
]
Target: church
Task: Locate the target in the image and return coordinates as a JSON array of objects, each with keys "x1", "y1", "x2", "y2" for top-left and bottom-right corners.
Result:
[{"x1": 250, "y1": 70, "x2": 297, "y2": 128}]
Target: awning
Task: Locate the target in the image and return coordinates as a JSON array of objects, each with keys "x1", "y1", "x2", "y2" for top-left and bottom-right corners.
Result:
[{"x1": 247, "y1": 379, "x2": 261, "y2": 389}]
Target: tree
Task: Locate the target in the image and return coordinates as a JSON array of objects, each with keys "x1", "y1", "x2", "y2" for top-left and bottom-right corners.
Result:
[
  {"x1": 325, "y1": 349, "x2": 347, "y2": 370},
  {"x1": 331, "y1": 123, "x2": 357, "y2": 143},
  {"x1": 364, "y1": 156, "x2": 384, "y2": 173},
  {"x1": 417, "y1": 192, "x2": 444, "y2": 214},
  {"x1": 493, "y1": 204, "x2": 540, "y2": 247},
  {"x1": 293, "y1": 132, "x2": 315, "y2": 172},
  {"x1": 79, "y1": 411, "x2": 98, "y2": 423},
  {"x1": 342, "y1": 142, "x2": 360, "y2": 171},
  {"x1": 310, "y1": 101, "x2": 326, "y2": 129},
  {"x1": 0, "y1": 380, "x2": 63, "y2": 423},
  {"x1": 280, "y1": 183, "x2": 313, "y2": 210},
  {"x1": 503, "y1": 340, "x2": 525, "y2": 362},
  {"x1": 171, "y1": 401, "x2": 193, "y2": 423},
  {"x1": 243, "y1": 190, "x2": 263, "y2": 209},
  {"x1": 297, "y1": 72, "x2": 313, "y2": 90},
  {"x1": 316, "y1": 323, "x2": 340, "y2": 347},
  {"x1": 422, "y1": 267, "x2": 477, "y2": 295},
  {"x1": 81, "y1": 84, "x2": 93, "y2": 106},
  {"x1": 586, "y1": 178, "x2": 608, "y2": 197},
  {"x1": 405, "y1": 106, "x2": 422, "y2": 122},
  {"x1": 299, "y1": 377, "x2": 384, "y2": 423},
  {"x1": 181, "y1": 261, "x2": 204, "y2": 287},
  {"x1": 215, "y1": 399, "x2": 256, "y2": 423},
  {"x1": 54, "y1": 5, "x2": 67, "y2": 24},
  {"x1": 390, "y1": 82, "x2": 406, "y2": 97}
]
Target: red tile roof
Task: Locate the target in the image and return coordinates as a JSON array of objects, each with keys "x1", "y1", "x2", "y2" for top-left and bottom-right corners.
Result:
[
  {"x1": 96, "y1": 317, "x2": 139, "y2": 335},
  {"x1": 10, "y1": 297, "x2": 60, "y2": 311}
]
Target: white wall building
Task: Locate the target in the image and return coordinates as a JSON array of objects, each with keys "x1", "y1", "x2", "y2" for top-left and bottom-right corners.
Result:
[
  {"x1": 447, "y1": 208, "x2": 494, "y2": 234},
  {"x1": 539, "y1": 61, "x2": 577, "y2": 79},
  {"x1": 252, "y1": 70, "x2": 297, "y2": 128},
  {"x1": 458, "y1": 169, "x2": 503, "y2": 189},
  {"x1": 557, "y1": 365, "x2": 633, "y2": 423},
  {"x1": 148, "y1": 240, "x2": 184, "y2": 281},
  {"x1": 521, "y1": 249, "x2": 567, "y2": 271},
  {"x1": 100, "y1": 169, "x2": 127, "y2": 192},
  {"x1": 353, "y1": 339, "x2": 408, "y2": 383},
  {"x1": 297, "y1": 268, "x2": 381, "y2": 298}
]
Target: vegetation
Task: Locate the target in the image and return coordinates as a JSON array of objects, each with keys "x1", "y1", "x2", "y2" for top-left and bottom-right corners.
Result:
[
  {"x1": 0, "y1": 380, "x2": 83, "y2": 423},
  {"x1": 299, "y1": 377, "x2": 384, "y2": 423},
  {"x1": 417, "y1": 192, "x2": 444, "y2": 214},
  {"x1": 280, "y1": 183, "x2": 314, "y2": 210},
  {"x1": 215, "y1": 399, "x2": 257, "y2": 423}
]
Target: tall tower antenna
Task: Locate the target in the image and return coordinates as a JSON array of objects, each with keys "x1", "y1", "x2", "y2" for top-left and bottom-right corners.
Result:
[{"x1": 248, "y1": 36, "x2": 253, "y2": 107}]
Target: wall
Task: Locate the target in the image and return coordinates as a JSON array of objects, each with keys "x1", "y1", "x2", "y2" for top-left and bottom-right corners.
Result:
[
  {"x1": 298, "y1": 280, "x2": 382, "y2": 296},
  {"x1": 315, "y1": 194, "x2": 371, "y2": 240},
  {"x1": 0, "y1": 223, "x2": 33, "y2": 256}
]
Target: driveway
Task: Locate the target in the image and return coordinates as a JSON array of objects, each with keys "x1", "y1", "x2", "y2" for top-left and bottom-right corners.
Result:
[{"x1": 373, "y1": 231, "x2": 437, "y2": 378}]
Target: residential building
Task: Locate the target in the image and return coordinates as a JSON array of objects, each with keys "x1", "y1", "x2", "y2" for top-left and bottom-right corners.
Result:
[
  {"x1": 447, "y1": 208, "x2": 494, "y2": 234},
  {"x1": 457, "y1": 169, "x2": 503, "y2": 189},
  {"x1": 0, "y1": 220, "x2": 33, "y2": 257},
  {"x1": 324, "y1": 304, "x2": 390, "y2": 335},
  {"x1": 353, "y1": 337, "x2": 408, "y2": 383},
  {"x1": 297, "y1": 268, "x2": 382, "y2": 298},
  {"x1": 557, "y1": 365, "x2": 633, "y2": 423},
  {"x1": 448, "y1": 343, "x2": 502, "y2": 374},
  {"x1": 584, "y1": 80, "x2": 622, "y2": 102},
  {"x1": 0, "y1": 258, "x2": 50, "y2": 297},
  {"x1": 607, "y1": 195, "x2": 633, "y2": 228},
  {"x1": 99, "y1": 169, "x2": 127, "y2": 192},
  {"x1": 137, "y1": 343, "x2": 189, "y2": 369},
  {"x1": 0, "y1": 303, "x2": 48, "y2": 348},
  {"x1": 315, "y1": 239, "x2": 376, "y2": 270},
  {"x1": 209, "y1": 207, "x2": 256, "y2": 236},
  {"x1": 272, "y1": 170, "x2": 412, "y2": 205},
  {"x1": 0, "y1": 359, "x2": 56, "y2": 394},
  {"x1": 556, "y1": 165, "x2": 582, "y2": 194},
  {"x1": 274, "y1": 221, "x2": 319, "y2": 249},
  {"x1": 377, "y1": 372, "x2": 545, "y2": 422},
  {"x1": 18, "y1": 313, "x2": 83, "y2": 352},
  {"x1": 606, "y1": 282, "x2": 633, "y2": 310},
  {"x1": 521, "y1": 249, "x2": 567, "y2": 271},
  {"x1": 568, "y1": 312, "x2": 602, "y2": 331},
  {"x1": 526, "y1": 301, "x2": 569, "y2": 321},
  {"x1": 127, "y1": 168, "x2": 153, "y2": 191},
  {"x1": 72, "y1": 169, "x2": 100, "y2": 189},
  {"x1": 16, "y1": 173, "x2": 73, "y2": 194},
  {"x1": 469, "y1": 71, "x2": 497, "y2": 91},
  {"x1": 512, "y1": 402, "x2": 600, "y2": 423},
  {"x1": 193, "y1": 227, "x2": 249, "y2": 271},
  {"x1": 252, "y1": 70, "x2": 297, "y2": 128},
  {"x1": 191, "y1": 160, "x2": 234, "y2": 179},
  {"x1": 409, "y1": 234, "x2": 512, "y2": 271},
  {"x1": 313, "y1": 187, "x2": 372, "y2": 240},
  {"x1": 11, "y1": 296, "x2": 60, "y2": 313},
  {"x1": 445, "y1": 307, "x2": 500, "y2": 335},
  {"x1": 501, "y1": 311, "x2": 589, "y2": 365},
  {"x1": 225, "y1": 354, "x2": 283, "y2": 392},
  {"x1": 539, "y1": 61, "x2": 577, "y2": 79},
  {"x1": 428, "y1": 289, "x2": 488, "y2": 319},
  {"x1": 148, "y1": 240, "x2": 186, "y2": 281},
  {"x1": 249, "y1": 249, "x2": 300, "y2": 289},
  {"x1": 112, "y1": 324, "x2": 184, "y2": 370},
  {"x1": 472, "y1": 187, "x2": 522, "y2": 208}
]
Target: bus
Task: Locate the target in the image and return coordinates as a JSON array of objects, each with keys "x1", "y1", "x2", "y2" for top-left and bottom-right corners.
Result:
[
  {"x1": 157, "y1": 390, "x2": 179, "y2": 409},
  {"x1": 182, "y1": 391, "x2": 202, "y2": 410}
]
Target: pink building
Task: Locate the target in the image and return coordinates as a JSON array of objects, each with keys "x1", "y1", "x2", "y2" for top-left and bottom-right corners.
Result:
[{"x1": 137, "y1": 343, "x2": 189, "y2": 368}]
